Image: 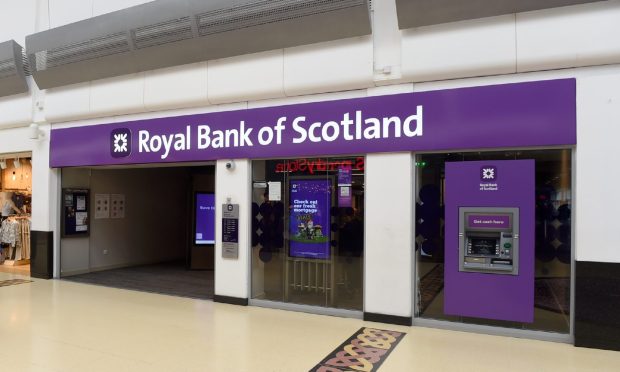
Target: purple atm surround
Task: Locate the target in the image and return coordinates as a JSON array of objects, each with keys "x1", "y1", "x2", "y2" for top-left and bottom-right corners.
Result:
[{"x1": 444, "y1": 160, "x2": 535, "y2": 323}]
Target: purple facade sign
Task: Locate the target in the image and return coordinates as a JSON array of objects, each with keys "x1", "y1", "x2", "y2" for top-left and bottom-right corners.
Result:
[
  {"x1": 50, "y1": 79, "x2": 576, "y2": 167},
  {"x1": 289, "y1": 179, "x2": 331, "y2": 259}
]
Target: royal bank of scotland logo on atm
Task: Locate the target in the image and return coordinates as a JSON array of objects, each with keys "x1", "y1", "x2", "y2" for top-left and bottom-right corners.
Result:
[
  {"x1": 480, "y1": 166, "x2": 498, "y2": 191},
  {"x1": 111, "y1": 128, "x2": 131, "y2": 158},
  {"x1": 481, "y1": 166, "x2": 497, "y2": 181}
]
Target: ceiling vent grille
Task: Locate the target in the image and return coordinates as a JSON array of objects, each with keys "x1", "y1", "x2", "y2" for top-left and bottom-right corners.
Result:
[
  {"x1": 26, "y1": 0, "x2": 371, "y2": 90},
  {"x1": 396, "y1": 0, "x2": 604, "y2": 29},
  {"x1": 0, "y1": 58, "x2": 17, "y2": 80},
  {"x1": 133, "y1": 16, "x2": 194, "y2": 49},
  {"x1": 0, "y1": 40, "x2": 29, "y2": 97},
  {"x1": 35, "y1": 32, "x2": 130, "y2": 71},
  {"x1": 197, "y1": 0, "x2": 364, "y2": 36}
]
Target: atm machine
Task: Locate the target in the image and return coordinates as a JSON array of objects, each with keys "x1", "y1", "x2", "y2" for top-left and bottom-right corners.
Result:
[
  {"x1": 459, "y1": 207, "x2": 518, "y2": 275},
  {"x1": 444, "y1": 160, "x2": 534, "y2": 323}
]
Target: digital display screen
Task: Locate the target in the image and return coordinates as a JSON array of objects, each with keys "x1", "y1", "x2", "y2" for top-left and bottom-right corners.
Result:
[
  {"x1": 469, "y1": 238, "x2": 497, "y2": 256},
  {"x1": 195, "y1": 193, "x2": 215, "y2": 245},
  {"x1": 289, "y1": 179, "x2": 331, "y2": 259}
]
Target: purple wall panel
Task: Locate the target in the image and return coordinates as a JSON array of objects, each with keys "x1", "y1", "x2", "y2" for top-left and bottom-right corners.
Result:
[{"x1": 444, "y1": 160, "x2": 535, "y2": 323}]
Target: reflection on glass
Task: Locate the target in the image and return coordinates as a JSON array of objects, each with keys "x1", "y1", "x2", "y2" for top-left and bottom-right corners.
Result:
[
  {"x1": 251, "y1": 157, "x2": 364, "y2": 310},
  {"x1": 416, "y1": 149, "x2": 572, "y2": 333}
]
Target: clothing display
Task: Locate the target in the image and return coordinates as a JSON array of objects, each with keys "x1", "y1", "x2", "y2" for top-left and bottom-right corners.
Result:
[{"x1": 0, "y1": 216, "x2": 31, "y2": 261}]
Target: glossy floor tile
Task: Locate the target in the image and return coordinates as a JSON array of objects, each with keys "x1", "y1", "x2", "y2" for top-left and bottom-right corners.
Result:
[{"x1": 1, "y1": 271, "x2": 620, "y2": 372}]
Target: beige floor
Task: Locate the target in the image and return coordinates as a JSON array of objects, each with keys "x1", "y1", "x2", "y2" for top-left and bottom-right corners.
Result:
[{"x1": 1, "y1": 271, "x2": 619, "y2": 372}]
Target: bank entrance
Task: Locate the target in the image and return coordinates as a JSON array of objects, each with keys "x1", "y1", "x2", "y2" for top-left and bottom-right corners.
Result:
[{"x1": 59, "y1": 164, "x2": 215, "y2": 300}]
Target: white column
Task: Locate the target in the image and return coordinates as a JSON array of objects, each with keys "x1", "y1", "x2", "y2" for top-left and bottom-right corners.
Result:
[
  {"x1": 576, "y1": 73, "x2": 620, "y2": 263},
  {"x1": 364, "y1": 152, "x2": 414, "y2": 317},
  {"x1": 215, "y1": 159, "x2": 251, "y2": 299}
]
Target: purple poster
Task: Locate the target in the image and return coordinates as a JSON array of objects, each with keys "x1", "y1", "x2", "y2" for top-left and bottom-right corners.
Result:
[
  {"x1": 195, "y1": 193, "x2": 215, "y2": 244},
  {"x1": 289, "y1": 179, "x2": 331, "y2": 259},
  {"x1": 337, "y1": 165, "x2": 352, "y2": 207}
]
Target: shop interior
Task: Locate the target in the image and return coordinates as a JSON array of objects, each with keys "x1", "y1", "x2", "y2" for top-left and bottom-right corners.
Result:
[
  {"x1": 251, "y1": 157, "x2": 365, "y2": 311},
  {"x1": 60, "y1": 164, "x2": 215, "y2": 300},
  {"x1": 415, "y1": 149, "x2": 572, "y2": 334},
  {"x1": 0, "y1": 153, "x2": 32, "y2": 276}
]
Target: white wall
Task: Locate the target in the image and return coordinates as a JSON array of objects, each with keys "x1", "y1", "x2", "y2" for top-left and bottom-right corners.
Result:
[
  {"x1": 0, "y1": 0, "x2": 37, "y2": 45},
  {"x1": 364, "y1": 152, "x2": 414, "y2": 317},
  {"x1": 214, "y1": 159, "x2": 251, "y2": 299},
  {"x1": 517, "y1": 1, "x2": 620, "y2": 72},
  {"x1": 372, "y1": 0, "x2": 403, "y2": 83},
  {"x1": 0, "y1": 93, "x2": 34, "y2": 129},
  {"x1": 401, "y1": 0, "x2": 620, "y2": 83},
  {"x1": 401, "y1": 15, "x2": 516, "y2": 82},
  {"x1": 575, "y1": 73, "x2": 620, "y2": 263}
]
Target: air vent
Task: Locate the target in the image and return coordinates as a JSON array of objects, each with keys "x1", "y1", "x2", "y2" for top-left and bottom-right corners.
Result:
[
  {"x1": 35, "y1": 32, "x2": 130, "y2": 71},
  {"x1": 133, "y1": 16, "x2": 194, "y2": 49},
  {"x1": 0, "y1": 58, "x2": 17, "y2": 80},
  {"x1": 396, "y1": 0, "x2": 604, "y2": 29},
  {"x1": 26, "y1": 0, "x2": 371, "y2": 90},
  {"x1": 0, "y1": 40, "x2": 29, "y2": 97},
  {"x1": 197, "y1": 0, "x2": 364, "y2": 36},
  {"x1": 21, "y1": 50, "x2": 31, "y2": 76}
]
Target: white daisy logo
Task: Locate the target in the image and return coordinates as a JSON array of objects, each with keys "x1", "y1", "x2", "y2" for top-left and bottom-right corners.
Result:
[
  {"x1": 481, "y1": 166, "x2": 497, "y2": 181},
  {"x1": 110, "y1": 128, "x2": 132, "y2": 158},
  {"x1": 113, "y1": 133, "x2": 128, "y2": 153}
]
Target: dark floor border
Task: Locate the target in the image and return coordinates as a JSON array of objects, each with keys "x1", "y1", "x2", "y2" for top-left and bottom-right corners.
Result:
[
  {"x1": 214, "y1": 295, "x2": 248, "y2": 306},
  {"x1": 364, "y1": 312, "x2": 412, "y2": 326}
]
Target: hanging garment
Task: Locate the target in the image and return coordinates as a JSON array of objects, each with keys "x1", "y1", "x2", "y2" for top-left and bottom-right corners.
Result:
[{"x1": 0, "y1": 219, "x2": 19, "y2": 247}]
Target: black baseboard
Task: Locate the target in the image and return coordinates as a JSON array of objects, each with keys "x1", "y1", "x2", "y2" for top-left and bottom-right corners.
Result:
[
  {"x1": 575, "y1": 260, "x2": 620, "y2": 351},
  {"x1": 30, "y1": 231, "x2": 53, "y2": 279},
  {"x1": 213, "y1": 295, "x2": 248, "y2": 306},
  {"x1": 364, "y1": 312, "x2": 412, "y2": 326}
]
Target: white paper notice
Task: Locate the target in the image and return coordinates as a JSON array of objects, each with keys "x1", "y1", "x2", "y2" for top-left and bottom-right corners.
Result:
[
  {"x1": 110, "y1": 194, "x2": 125, "y2": 219},
  {"x1": 76, "y1": 196, "x2": 86, "y2": 211},
  {"x1": 75, "y1": 212, "x2": 88, "y2": 227},
  {"x1": 95, "y1": 194, "x2": 110, "y2": 219},
  {"x1": 268, "y1": 182, "x2": 281, "y2": 201}
]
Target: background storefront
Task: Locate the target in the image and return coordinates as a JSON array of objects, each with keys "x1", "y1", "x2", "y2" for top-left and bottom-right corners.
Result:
[{"x1": 0, "y1": 153, "x2": 33, "y2": 275}]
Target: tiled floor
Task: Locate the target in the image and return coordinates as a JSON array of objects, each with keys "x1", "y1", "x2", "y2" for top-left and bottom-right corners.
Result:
[{"x1": 1, "y1": 271, "x2": 619, "y2": 372}]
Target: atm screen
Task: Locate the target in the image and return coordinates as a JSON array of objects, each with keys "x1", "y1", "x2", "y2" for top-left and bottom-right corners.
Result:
[{"x1": 469, "y1": 238, "x2": 497, "y2": 256}]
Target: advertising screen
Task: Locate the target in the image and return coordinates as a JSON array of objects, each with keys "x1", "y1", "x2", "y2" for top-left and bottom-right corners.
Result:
[
  {"x1": 289, "y1": 179, "x2": 331, "y2": 259},
  {"x1": 195, "y1": 193, "x2": 215, "y2": 245}
]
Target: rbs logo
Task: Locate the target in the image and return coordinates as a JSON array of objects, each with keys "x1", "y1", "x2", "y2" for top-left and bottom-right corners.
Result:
[
  {"x1": 111, "y1": 128, "x2": 131, "y2": 158},
  {"x1": 481, "y1": 166, "x2": 497, "y2": 181}
]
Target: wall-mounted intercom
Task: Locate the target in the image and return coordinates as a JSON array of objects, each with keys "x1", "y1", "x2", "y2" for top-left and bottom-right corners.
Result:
[{"x1": 459, "y1": 207, "x2": 519, "y2": 275}]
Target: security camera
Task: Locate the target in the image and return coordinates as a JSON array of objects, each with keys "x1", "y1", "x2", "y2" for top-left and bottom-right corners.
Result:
[{"x1": 225, "y1": 160, "x2": 235, "y2": 171}]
